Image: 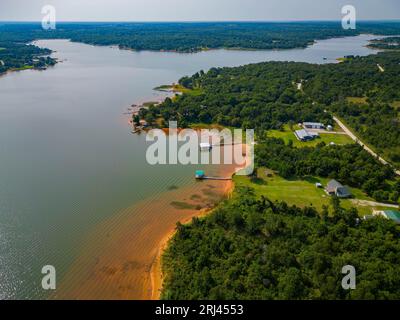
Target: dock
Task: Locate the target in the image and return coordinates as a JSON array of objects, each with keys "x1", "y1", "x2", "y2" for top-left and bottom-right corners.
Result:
[
  {"x1": 196, "y1": 176, "x2": 232, "y2": 181},
  {"x1": 212, "y1": 142, "x2": 243, "y2": 147},
  {"x1": 195, "y1": 170, "x2": 232, "y2": 180}
]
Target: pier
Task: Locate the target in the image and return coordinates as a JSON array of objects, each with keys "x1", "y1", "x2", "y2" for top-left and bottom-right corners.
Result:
[
  {"x1": 195, "y1": 170, "x2": 232, "y2": 181},
  {"x1": 196, "y1": 176, "x2": 232, "y2": 181}
]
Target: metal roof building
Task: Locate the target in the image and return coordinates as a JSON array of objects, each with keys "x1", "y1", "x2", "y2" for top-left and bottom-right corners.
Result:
[
  {"x1": 383, "y1": 210, "x2": 400, "y2": 224},
  {"x1": 294, "y1": 129, "x2": 319, "y2": 141},
  {"x1": 303, "y1": 122, "x2": 325, "y2": 129},
  {"x1": 373, "y1": 210, "x2": 400, "y2": 224},
  {"x1": 326, "y1": 179, "x2": 352, "y2": 198}
]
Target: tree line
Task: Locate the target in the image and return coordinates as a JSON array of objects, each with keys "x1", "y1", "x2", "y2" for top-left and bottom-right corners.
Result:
[
  {"x1": 369, "y1": 37, "x2": 400, "y2": 50},
  {"x1": 1, "y1": 21, "x2": 400, "y2": 54},
  {"x1": 0, "y1": 41, "x2": 55, "y2": 74},
  {"x1": 256, "y1": 138, "x2": 400, "y2": 204},
  {"x1": 156, "y1": 50, "x2": 400, "y2": 166},
  {"x1": 162, "y1": 187, "x2": 400, "y2": 299}
]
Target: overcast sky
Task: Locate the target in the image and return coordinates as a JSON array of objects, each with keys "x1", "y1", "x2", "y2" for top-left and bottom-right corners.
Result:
[{"x1": 0, "y1": 0, "x2": 399, "y2": 22}]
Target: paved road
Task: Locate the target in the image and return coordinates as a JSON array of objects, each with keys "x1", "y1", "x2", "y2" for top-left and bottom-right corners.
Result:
[{"x1": 333, "y1": 116, "x2": 400, "y2": 176}]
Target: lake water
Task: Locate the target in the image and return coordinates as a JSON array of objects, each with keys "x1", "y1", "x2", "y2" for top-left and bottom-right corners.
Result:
[{"x1": 0, "y1": 34, "x2": 382, "y2": 299}]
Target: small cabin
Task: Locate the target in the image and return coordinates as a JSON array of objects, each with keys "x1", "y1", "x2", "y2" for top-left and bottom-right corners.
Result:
[{"x1": 326, "y1": 179, "x2": 352, "y2": 198}]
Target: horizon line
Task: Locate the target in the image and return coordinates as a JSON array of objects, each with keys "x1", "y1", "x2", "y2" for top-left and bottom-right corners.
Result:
[{"x1": 1, "y1": 19, "x2": 400, "y2": 24}]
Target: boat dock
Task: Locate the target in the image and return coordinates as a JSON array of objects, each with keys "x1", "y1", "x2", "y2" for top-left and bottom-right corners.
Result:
[
  {"x1": 195, "y1": 170, "x2": 232, "y2": 180},
  {"x1": 196, "y1": 176, "x2": 232, "y2": 181}
]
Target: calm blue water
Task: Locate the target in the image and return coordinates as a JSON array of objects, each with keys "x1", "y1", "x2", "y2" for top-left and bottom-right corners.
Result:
[{"x1": 0, "y1": 34, "x2": 383, "y2": 299}]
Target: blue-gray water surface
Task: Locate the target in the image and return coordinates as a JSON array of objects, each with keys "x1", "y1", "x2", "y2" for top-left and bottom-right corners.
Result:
[{"x1": 0, "y1": 34, "x2": 383, "y2": 299}]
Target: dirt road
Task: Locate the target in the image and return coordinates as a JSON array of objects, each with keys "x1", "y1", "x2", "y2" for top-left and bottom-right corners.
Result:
[
  {"x1": 333, "y1": 116, "x2": 400, "y2": 176},
  {"x1": 350, "y1": 199, "x2": 399, "y2": 209}
]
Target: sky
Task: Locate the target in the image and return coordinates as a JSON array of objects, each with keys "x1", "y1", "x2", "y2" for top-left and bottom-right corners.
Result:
[{"x1": 0, "y1": 0, "x2": 399, "y2": 22}]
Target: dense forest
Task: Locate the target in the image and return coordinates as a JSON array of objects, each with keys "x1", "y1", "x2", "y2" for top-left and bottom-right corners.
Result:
[
  {"x1": 302, "y1": 52, "x2": 400, "y2": 165},
  {"x1": 2, "y1": 21, "x2": 400, "y2": 300},
  {"x1": 0, "y1": 40, "x2": 55, "y2": 74},
  {"x1": 162, "y1": 187, "x2": 400, "y2": 299},
  {"x1": 1, "y1": 21, "x2": 400, "y2": 54},
  {"x1": 158, "y1": 47, "x2": 400, "y2": 299},
  {"x1": 145, "y1": 61, "x2": 332, "y2": 131},
  {"x1": 1, "y1": 20, "x2": 400, "y2": 79},
  {"x1": 332, "y1": 101, "x2": 400, "y2": 165},
  {"x1": 256, "y1": 138, "x2": 399, "y2": 203},
  {"x1": 152, "y1": 50, "x2": 400, "y2": 166}
]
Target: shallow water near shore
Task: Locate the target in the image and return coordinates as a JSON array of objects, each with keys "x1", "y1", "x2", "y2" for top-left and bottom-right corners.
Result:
[{"x1": 0, "y1": 35, "x2": 384, "y2": 299}]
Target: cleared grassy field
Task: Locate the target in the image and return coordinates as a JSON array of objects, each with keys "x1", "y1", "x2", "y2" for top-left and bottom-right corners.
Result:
[
  {"x1": 12, "y1": 65, "x2": 34, "y2": 71},
  {"x1": 234, "y1": 168, "x2": 393, "y2": 216},
  {"x1": 154, "y1": 84, "x2": 203, "y2": 96},
  {"x1": 390, "y1": 100, "x2": 400, "y2": 110},
  {"x1": 267, "y1": 125, "x2": 353, "y2": 148},
  {"x1": 346, "y1": 96, "x2": 368, "y2": 104}
]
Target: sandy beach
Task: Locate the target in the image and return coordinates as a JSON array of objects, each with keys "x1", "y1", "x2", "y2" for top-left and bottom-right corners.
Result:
[
  {"x1": 149, "y1": 180, "x2": 234, "y2": 300},
  {"x1": 53, "y1": 163, "x2": 238, "y2": 300},
  {"x1": 150, "y1": 144, "x2": 250, "y2": 299}
]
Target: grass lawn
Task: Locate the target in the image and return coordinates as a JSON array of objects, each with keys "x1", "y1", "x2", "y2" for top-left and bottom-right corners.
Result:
[
  {"x1": 267, "y1": 125, "x2": 354, "y2": 148},
  {"x1": 346, "y1": 96, "x2": 368, "y2": 104},
  {"x1": 234, "y1": 168, "x2": 393, "y2": 217},
  {"x1": 154, "y1": 84, "x2": 203, "y2": 96},
  {"x1": 12, "y1": 65, "x2": 34, "y2": 71},
  {"x1": 390, "y1": 100, "x2": 400, "y2": 110}
]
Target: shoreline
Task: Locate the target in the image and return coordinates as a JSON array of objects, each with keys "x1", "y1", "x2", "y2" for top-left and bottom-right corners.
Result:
[
  {"x1": 0, "y1": 63, "x2": 56, "y2": 78},
  {"x1": 149, "y1": 181, "x2": 235, "y2": 300},
  {"x1": 53, "y1": 160, "x2": 240, "y2": 300},
  {"x1": 150, "y1": 144, "x2": 249, "y2": 300}
]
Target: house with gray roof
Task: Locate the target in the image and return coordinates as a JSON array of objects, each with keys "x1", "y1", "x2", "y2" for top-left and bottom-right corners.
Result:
[
  {"x1": 294, "y1": 129, "x2": 319, "y2": 141},
  {"x1": 326, "y1": 179, "x2": 352, "y2": 198},
  {"x1": 303, "y1": 122, "x2": 325, "y2": 129}
]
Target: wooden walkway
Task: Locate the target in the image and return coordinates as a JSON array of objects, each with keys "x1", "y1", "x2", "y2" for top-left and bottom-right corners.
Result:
[
  {"x1": 333, "y1": 116, "x2": 400, "y2": 176},
  {"x1": 212, "y1": 142, "x2": 242, "y2": 147},
  {"x1": 197, "y1": 176, "x2": 232, "y2": 181}
]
